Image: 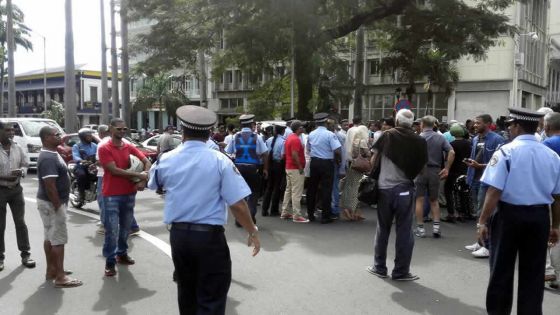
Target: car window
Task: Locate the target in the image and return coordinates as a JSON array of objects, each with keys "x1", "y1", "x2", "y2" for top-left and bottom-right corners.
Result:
[
  {"x1": 20, "y1": 120, "x2": 63, "y2": 137},
  {"x1": 148, "y1": 138, "x2": 158, "y2": 146},
  {"x1": 10, "y1": 122, "x2": 24, "y2": 137},
  {"x1": 67, "y1": 135, "x2": 80, "y2": 147}
]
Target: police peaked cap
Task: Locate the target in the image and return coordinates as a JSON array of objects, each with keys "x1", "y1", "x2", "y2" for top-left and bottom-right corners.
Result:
[
  {"x1": 313, "y1": 112, "x2": 329, "y2": 123},
  {"x1": 505, "y1": 107, "x2": 545, "y2": 123},
  {"x1": 176, "y1": 105, "x2": 217, "y2": 130},
  {"x1": 239, "y1": 114, "x2": 256, "y2": 124}
]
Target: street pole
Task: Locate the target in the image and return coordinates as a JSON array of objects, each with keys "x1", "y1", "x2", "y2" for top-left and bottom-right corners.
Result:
[
  {"x1": 110, "y1": 0, "x2": 120, "y2": 119},
  {"x1": 64, "y1": 0, "x2": 78, "y2": 132},
  {"x1": 120, "y1": 0, "x2": 131, "y2": 127},
  {"x1": 100, "y1": 0, "x2": 109, "y2": 124},
  {"x1": 43, "y1": 35, "x2": 47, "y2": 110},
  {"x1": 7, "y1": 0, "x2": 16, "y2": 117}
]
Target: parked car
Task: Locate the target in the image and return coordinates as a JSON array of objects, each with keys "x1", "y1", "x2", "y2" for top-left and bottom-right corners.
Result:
[
  {"x1": 57, "y1": 133, "x2": 158, "y2": 164},
  {"x1": 141, "y1": 134, "x2": 183, "y2": 151},
  {"x1": 83, "y1": 124, "x2": 98, "y2": 131},
  {"x1": 0, "y1": 118, "x2": 65, "y2": 169}
]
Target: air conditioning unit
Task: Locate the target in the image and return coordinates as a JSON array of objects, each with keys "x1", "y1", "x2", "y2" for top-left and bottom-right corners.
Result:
[{"x1": 515, "y1": 52, "x2": 525, "y2": 66}]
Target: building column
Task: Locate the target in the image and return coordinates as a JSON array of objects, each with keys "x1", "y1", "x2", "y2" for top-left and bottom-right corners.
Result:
[{"x1": 447, "y1": 90, "x2": 456, "y2": 121}]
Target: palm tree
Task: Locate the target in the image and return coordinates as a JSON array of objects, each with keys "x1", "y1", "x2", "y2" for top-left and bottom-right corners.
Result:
[
  {"x1": 64, "y1": 0, "x2": 78, "y2": 132},
  {"x1": 134, "y1": 74, "x2": 188, "y2": 131},
  {"x1": 0, "y1": 1, "x2": 32, "y2": 115},
  {"x1": 120, "y1": 0, "x2": 131, "y2": 127}
]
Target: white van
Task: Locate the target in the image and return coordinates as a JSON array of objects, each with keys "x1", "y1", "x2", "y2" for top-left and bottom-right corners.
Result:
[{"x1": 0, "y1": 118, "x2": 65, "y2": 169}]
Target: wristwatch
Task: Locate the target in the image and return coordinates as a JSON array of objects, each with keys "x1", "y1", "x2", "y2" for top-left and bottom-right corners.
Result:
[
  {"x1": 249, "y1": 226, "x2": 259, "y2": 238},
  {"x1": 476, "y1": 223, "x2": 487, "y2": 229}
]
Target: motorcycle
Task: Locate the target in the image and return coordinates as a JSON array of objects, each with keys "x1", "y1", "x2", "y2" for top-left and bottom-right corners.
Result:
[{"x1": 68, "y1": 157, "x2": 98, "y2": 209}]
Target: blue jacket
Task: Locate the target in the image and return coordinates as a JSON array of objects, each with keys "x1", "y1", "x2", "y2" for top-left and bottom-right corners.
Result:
[{"x1": 467, "y1": 131, "x2": 505, "y2": 186}]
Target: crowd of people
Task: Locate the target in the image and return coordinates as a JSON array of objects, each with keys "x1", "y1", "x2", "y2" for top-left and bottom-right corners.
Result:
[{"x1": 2, "y1": 102, "x2": 560, "y2": 314}]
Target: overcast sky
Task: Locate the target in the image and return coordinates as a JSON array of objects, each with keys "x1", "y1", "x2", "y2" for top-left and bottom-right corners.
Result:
[{"x1": 13, "y1": 0, "x2": 119, "y2": 74}]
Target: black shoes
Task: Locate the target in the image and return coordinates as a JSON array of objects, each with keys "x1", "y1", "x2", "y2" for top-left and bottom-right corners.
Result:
[{"x1": 22, "y1": 257, "x2": 36, "y2": 268}]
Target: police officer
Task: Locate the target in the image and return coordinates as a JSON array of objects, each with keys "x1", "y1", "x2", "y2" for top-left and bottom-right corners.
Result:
[
  {"x1": 478, "y1": 107, "x2": 560, "y2": 315},
  {"x1": 225, "y1": 114, "x2": 269, "y2": 224},
  {"x1": 284, "y1": 116, "x2": 296, "y2": 137},
  {"x1": 148, "y1": 105, "x2": 260, "y2": 315},
  {"x1": 262, "y1": 123, "x2": 286, "y2": 216},
  {"x1": 306, "y1": 113, "x2": 342, "y2": 223},
  {"x1": 73, "y1": 128, "x2": 98, "y2": 202}
]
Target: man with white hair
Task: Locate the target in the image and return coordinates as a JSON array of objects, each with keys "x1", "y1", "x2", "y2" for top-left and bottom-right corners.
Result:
[
  {"x1": 367, "y1": 109, "x2": 427, "y2": 281},
  {"x1": 536, "y1": 107, "x2": 554, "y2": 142}
]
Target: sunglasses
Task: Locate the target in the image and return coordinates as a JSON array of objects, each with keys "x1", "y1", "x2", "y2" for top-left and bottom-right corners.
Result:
[{"x1": 114, "y1": 127, "x2": 128, "y2": 131}]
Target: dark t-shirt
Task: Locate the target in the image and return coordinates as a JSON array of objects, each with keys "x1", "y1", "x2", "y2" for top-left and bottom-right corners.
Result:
[
  {"x1": 474, "y1": 135, "x2": 486, "y2": 180},
  {"x1": 37, "y1": 150, "x2": 70, "y2": 203},
  {"x1": 449, "y1": 139, "x2": 471, "y2": 176}
]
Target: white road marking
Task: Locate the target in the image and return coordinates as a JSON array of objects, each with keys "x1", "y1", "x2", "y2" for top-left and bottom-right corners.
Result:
[{"x1": 24, "y1": 197, "x2": 172, "y2": 258}]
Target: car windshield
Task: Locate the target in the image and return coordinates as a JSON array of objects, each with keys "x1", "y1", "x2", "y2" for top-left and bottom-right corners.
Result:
[{"x1": 20, "y1": 120, "x2": 63, "y2": 137}]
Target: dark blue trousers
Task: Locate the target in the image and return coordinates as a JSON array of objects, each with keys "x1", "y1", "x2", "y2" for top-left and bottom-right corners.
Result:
[
  {"x1": 486, "y1": 202, "x2": 549, "y2": 315},
  {"x1": 170, "y1": 226, "x2": 231, "y2": 315}
]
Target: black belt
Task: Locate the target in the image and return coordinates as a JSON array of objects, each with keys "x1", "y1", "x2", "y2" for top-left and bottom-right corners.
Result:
[
  {"x1": 171, "y1": 222, "x2": 224, "y2": 232},
  {"x1": 500, "y1": 201, "x2": 548, "y2": 210},
  {"x1": 311, "y1": 157, "x2": 333, "y2": 161},
  {"x1": 427, "y1": 165, "x2": 442, "y2": 168}
]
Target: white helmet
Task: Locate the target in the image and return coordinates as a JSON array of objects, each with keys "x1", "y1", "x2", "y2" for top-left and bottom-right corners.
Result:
[{"x1": 127, "y1": 155, "x2": 144, "y2": 182}]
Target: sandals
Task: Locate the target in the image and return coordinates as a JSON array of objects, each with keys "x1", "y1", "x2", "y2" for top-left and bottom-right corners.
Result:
[
  {"x1": 54, "y1": 277, "x2": 83, "y2": 288},
  {"x1": 46, "y1": 270, "x2": 73, "y2": 281},
  {"x1": 342, "y1": 209, "x2": 353, "y2": 221}
]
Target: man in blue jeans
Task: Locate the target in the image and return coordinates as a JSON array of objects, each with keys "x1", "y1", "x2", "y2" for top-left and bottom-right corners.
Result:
[
  {"x1": 98, "y1": 119, "x2": 151, "y2": 277},
  {"x1": 464, "y1": 114, "x2": 505, "y2": 258}
]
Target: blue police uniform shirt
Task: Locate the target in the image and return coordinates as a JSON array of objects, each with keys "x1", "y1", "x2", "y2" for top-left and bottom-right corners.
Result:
[
  {"x1": 148, "y1": 141, "x2": 251, "y2": 225},
  {"x1": 307, "y1": 126, "x2": 341, "y2": 159},
  {"x1": 225, "y1": 128, "x2": 268, "y2": 156},
  {"x1": 284, "y1": 126, "x2": 293, "y2": 138},
  {"x1": 481, "y1": 134, "x2": 560, "y2": 205},
  {"x1": 72, "y1": 142, "x2": 97, "y2": 161},
  {"x1": 206, "y1": 138, "x2": 220, "y2": 151},
  {"x1": 266, "y1": 135, "x2": 286, "y2": 161}
]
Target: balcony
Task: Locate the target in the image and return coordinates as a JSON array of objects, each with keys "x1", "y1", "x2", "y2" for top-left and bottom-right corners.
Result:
[{"x1": 215, "y1": 81, "x2": 254, "y2": 92}]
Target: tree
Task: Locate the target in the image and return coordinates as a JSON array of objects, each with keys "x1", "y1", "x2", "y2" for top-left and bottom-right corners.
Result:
[
  {"x1": 64, "y1": 0, "x2": 78, "y2": 132},
  {"x1": 0, "y1": 1, "x2": 33, "y2": 116},
  {"x1": 43, "y1": 100, "x2": 65, "y2": 126},
  {"x1": 248, "y1": 76, "x2": 292, "y2": 121},
  {"x1": 128, "y1": 0, "x2": 517, "y2": 119},
  {"x1": 133, "y1": 73, "x2": 188, "y2": 131},
  {"x1": 120, "y1": 0, "x2": 132, "y2": 127}
]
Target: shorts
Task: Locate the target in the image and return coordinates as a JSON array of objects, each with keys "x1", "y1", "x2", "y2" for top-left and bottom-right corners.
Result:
[
  {"x1": 37, "y1": 199, "x2": 68, "y2": 246},
  {"x1": 415, "y1": 167, "x2": 441, "y2": 199}
]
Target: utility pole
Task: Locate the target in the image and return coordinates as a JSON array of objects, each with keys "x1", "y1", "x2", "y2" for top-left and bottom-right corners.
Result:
[
  {"x1": 110, "y1": 0, "x2": 119, "y2": 119},
  {"x1": 100, "y1": 0, "x2": 109, "y2": 124},
  {"x1": 64, "y1": 0, "x2": 78, "y2": 132},
  {"x1": 7, "y1": 0, "x2": 16, "y2": 117},
  {"x1": 120, "y1": 0, "x2": 131, "y2": 126}
]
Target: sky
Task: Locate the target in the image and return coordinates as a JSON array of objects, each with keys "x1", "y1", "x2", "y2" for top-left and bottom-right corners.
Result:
[{"x1": 12, "y1": 0, "x2": 119, "y2": 74}]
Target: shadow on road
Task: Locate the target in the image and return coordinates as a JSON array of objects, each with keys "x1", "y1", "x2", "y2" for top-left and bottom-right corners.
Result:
[
  {"x1": 0, "y1": 266, "x2": 24, "y2": 299},
  {"x1": 92, "y1": 265, "x2": 156, "y2": 315},
  {"x1": 20, "y1": 282, "x2": 64, "y2": 315},
  {"x1": 388, "y1": 280, "x2": 486, "y2": 315}
]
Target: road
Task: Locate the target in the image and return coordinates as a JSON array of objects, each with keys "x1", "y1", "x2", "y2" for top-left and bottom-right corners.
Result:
[{"x1": 1, "y1": 174, "x2": 559, "y2": 315}]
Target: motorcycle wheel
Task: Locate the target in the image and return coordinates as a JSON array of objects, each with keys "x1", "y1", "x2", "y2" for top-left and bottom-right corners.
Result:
[{"x1": 70, "y1": 179, "x2": 84, "y2": 209}]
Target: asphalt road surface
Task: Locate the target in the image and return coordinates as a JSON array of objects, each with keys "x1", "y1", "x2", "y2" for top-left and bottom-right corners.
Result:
[{"x1": 1, "y1": 174, "x2": 559, "y2": 315}]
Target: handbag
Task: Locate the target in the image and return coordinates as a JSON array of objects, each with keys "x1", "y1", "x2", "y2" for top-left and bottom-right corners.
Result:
[
  {"x1": 351, "y1": 155, "x2": 372, "y2": 173},
  {"x1": 357, "y1": 152, "x2": 381, "y2": 205}
]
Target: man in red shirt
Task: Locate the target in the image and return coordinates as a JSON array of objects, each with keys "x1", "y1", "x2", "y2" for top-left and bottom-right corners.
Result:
[
  {"x1": 280, "y1": 120, "x2": 309, "y2": 223},
  {"x1": 98, "y1": 118, "x2": 151, "y2": 277}
]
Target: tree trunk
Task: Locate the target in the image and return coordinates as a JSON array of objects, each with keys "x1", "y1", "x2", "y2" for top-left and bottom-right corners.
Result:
[
  {"x1": 293, "y1": 33, "x2": 313, "y2": 120},
  {"x1": 110, "y1": 0, "x2": 119, "y2": 119},
  {"x1": 7, "y1": 0, "x2": 16, "y2": 117},
  {"x1": 64, "y1": 0, "x2": 78, "y2": 132},
  {"x1": 0, "y1": 48, "x2": 5, "y2": 116},
  {"x1": 100, "y1": 0, "x2": 109, "y2": 124},
  {"x1": 120, "y1": 0, "x2": 131, "y2": 127},
  {"x1": 198, "y1": 49, "x2": 207, "y2": 107},
  {"x1": 159, "y1": 97, "x2": 164, "y2": 131},
  {"x1": 353, "y1": 26, "x2": 365, "y2": 118}
]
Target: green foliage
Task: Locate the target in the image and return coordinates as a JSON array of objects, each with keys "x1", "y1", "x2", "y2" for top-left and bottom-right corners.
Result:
[
  {"x1": 134, "y1": 73, "x2": 189, "y2": 130},
  {"x1": 43, "y1": 100, "x2": 65, "y2": 127},
  {"x1": 248, "y1": 76, "x2": 292, "y2": 121}
]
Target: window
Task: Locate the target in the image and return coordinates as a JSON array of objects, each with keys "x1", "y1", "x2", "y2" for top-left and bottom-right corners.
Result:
[
  {"x1": 369, "y1": 59, "x2": 380, "y2": 76},
  {"x1": 90, "y1": 86, "x2": 98, "y2": 103},
  {"x1": 227, "y1": 71, "x2": 233, "y2": 83},
  {"x1": 220, "y1": 98, "x2": 244, "y2": 109}
]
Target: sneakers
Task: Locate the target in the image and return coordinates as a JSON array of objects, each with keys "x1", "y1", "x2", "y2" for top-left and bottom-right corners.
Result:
[
  {"x1": 21, "y1": 257, "x2": 36, "y2": 268},
  {"x1": 366, "y1": 266, "x2": 388, "y2": 279},
  {"x1": 392, "y1": 273, "x2": 419, "y2": 281},
  {"x1": 105, "y1": 264, "x2": 116, "y2": 277},
  {"x1": 292, "y1": 216, "x2": 309, "y2": 223},
  {"x1": 465, "y1": 242, "x2": 482, "y2": 251},
  {"x1": 433, "y1": 227, "x2": 441, "y2": 238},
  {"x1": 414, "y1": 227, "x2": 426, "y2": 238},
  {"x1": 116, "y1": 255, "x2": 135, "y2": 265},
  {"x1": 280, "y1": 213, "x2": 293, "y2": 220},
  {"x1": 472, "y1": 247, "x2": 490, "y2": 258}
]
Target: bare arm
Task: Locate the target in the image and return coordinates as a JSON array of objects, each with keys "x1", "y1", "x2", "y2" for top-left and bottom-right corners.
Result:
[
  {"x1": 229, "y1": 199, "x2": 261, "y2": 256},
  {"x1": 43, "y1": 177, "x2": 62, "y2": 210},
  {"x1": 291, "y1": 150, "x2": 303, "y2": 173},
  {"x1": 104, "y1": 161, "x2": 148, "y2": 181},
  {"x1": 477, "y1": 186, "x2": 502, "y2": 240},
  {"x1": 550, "y1": 195, "x2": 560, "y2": 246},
  {"x1": 439, "y1": 149, "x2": 455, "y2": 178}
]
